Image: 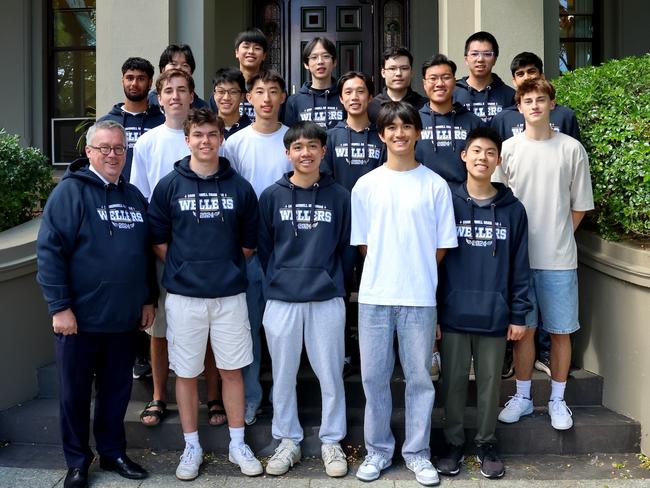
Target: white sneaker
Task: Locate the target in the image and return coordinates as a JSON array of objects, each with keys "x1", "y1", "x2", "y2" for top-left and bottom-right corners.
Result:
[
  {"x1": 430, "y1": 352, "x2": 441, "y2": 381},
  {"x1": 265, "y1": 438, "x2": 301, "y2": 476},
  {"x1": 548, "y1": 398, "x2": 573, "y2": 430},
  {"x1": 498, "y1": 393, "x2": 534, "y2": 423},
  {"x1": 321, "y1": 443, "x2": 348, "y2": 477},
  {"x1": 356, "y1": 453, "x2": 392, "y2": 482},
  {"x1": 406, "y1": 456, "x2": 440, "y2": 486},
  {"x1": 175, "y1": 444, "x2": 203, "y2": 481},
  {"x1": 228, "y1": 443, "x2": 263, "y2": 476}
]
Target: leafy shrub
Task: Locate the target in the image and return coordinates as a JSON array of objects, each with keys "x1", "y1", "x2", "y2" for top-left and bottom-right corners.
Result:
[
  {"x1": 0, "y1": 130, "x2": 54, "y2": 232},
  {"x1": 553, "y1": 55, "x2": 650, "y2": 240}
]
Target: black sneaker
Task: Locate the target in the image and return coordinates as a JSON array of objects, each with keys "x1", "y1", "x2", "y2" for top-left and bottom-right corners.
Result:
[
  {"x1": 501, "y1": 342, "x2": 514, "y2": 379},
  {"x1": 436, "y1": 443, "x2": 464, "y2": 476},
  {"x1": 534, "y1": 355, "x2": 551, "y2": 377},
  {"x1": 132, "y1": 356, "x2": 152, "y2": 379},
  {"x1": 476, "y1": 444, "x2": 505, "y2": 479}
]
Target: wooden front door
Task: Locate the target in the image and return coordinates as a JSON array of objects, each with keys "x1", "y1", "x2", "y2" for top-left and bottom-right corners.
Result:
[{"x1": 288, "y1": 0, "x2": 375, "y2": 94}]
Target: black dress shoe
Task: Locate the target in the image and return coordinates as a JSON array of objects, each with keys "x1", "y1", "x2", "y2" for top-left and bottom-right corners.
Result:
[
  {"x1": 99, "y1": 455, "x2": 148, "y2": 480},
  {"x1": 64, "y1": 468, "x2": 88, "y2": 488}
]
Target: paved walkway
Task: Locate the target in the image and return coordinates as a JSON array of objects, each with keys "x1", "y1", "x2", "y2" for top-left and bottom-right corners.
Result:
[{"x1": 1, "y1": 444, "x2": 648, "y2": 487}]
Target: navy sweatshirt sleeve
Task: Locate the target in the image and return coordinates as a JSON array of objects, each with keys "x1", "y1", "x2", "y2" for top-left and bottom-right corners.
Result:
[
  {"x1": 238, "y1": 179, "x2": 260, "y2": 250},
  {"x1": 257, "y1": 187, "x2": 276, "y2": 272},
  {"x1": 321, "y1": 133, "x2": 335, "y2": 176},
  {"x1": 337, "y1": 192, "x2": 355, "y2": 286},
  {"x1": 147, "y1": 176, "x2": 173, "y2": 246},
  {"x1": 508, "y1": 203, "x2": 531, "y2": 325},
  {"x1": 36, "y1": 182, "x2": 83, "y2": 315}
]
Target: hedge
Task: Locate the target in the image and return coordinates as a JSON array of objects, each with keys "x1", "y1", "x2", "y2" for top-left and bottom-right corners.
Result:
[{"x1": 553, "y1": 55, "x2": 650, "y2": 240}]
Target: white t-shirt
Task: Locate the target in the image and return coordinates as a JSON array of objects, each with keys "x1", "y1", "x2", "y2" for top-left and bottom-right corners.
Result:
[
  {"x1": 222, "y1": 124, "x2": 292, "y2": 198},
  {"x1": 495, "y1": 132, "x2": 594, "y2": 270},
  {"x1": 130, "y1": 124, "x2": 189, "y2": 201},
  {"x1": 351, "y1": 163, "x2": 458, "y2": 307}
]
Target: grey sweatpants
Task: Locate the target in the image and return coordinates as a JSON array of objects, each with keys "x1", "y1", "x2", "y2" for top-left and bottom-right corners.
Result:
[{"x1": 263, "y1": 297, "x2": 347, "y2": 444}]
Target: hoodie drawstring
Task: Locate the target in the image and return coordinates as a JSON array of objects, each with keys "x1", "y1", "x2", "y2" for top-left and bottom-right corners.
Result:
[
  {"x1": 290, "y1": 184, "x2": 298, "y2": 237},
  {"x1": 195, "y1": 182, "x2": 201, "y2": 223},
  {"x1": 104, "y1": 185, "x2": 113, "y2": 237},
  {"x1": 450, "y1": 111, "x2": 457, "y2": 152},
  {"x1": 346, "y1": 126, "x2": 370, "y2": 165},
  {"x1": 491, "y1": 203, "x2": 497, "y2": 257},
  {"x1": 468, "y1": 198, "x2": 475, "y2": 239},
  {"x1": 215, "y1": 179, "x2": 225, "y2": 223},
  {"x1": 483, "y1": 86, "x2": 491, "y2": 122},
  {"x1": 311, "y1": 89, "x2": 330, "y2": 127},
  {"x1": 430, "y1": 113, "x2": 438, "y2": 152},
  {"x1": 309, "y1": 183, "x2": 320, "y2": 229}
]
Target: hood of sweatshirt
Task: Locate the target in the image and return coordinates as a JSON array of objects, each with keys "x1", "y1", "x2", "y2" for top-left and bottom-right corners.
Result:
[
  {"x1": 285, "y1": 80, "x2": 345, "y2": 129},
  {"x1": 454, "y1": 73, "x2": 515, "y2": 122},
  {"x1": 257, "y1": 171, "x2": 352, "y2": 303},
  {"x1": 437, "y1": 181, "x2": 531, "y2": 335},
  {"x1": 415, "y1": 102, "x2": 483, "y2": 183}
]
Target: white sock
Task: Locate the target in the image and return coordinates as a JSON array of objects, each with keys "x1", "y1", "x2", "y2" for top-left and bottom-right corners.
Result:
[
  {"x1": 229, "y1": 426, "x2": 245, "y2": 449},
  {"x1": 550, "y1": 380, "x2": 566, "y2": 401},
  {"x1": 516, "y1": 379, "x2": 531, "y2": 399},
  {"x1": 183, "y1": 431, "x2": 200, "y2": 450}
]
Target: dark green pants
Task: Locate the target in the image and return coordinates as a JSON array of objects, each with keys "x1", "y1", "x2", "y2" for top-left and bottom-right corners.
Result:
[{"x1": 439, "y1": 331, "x2": 506, "y2": 446}]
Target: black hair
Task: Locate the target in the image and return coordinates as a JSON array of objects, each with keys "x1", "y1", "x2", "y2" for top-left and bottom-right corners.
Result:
[
  {"x1": 337, "y1": 71, "x2": 375, "y2": 96},
  {"x1": 421, "y1": 54, "x2": 457, "y2": 77},
  {"x1": 158, "y1": 44, "x2": 196, "y2": 73},
  {"x1": 381, "y1": 46, "x2": 414, "y2": 68},
  {"x1": 283, "y1": 121, "x2": 327, "y2": 149},
  {"x1": 464, "y1": 31, "x2": 499, "y2": 57},
  {"x1": 464, "y1": 126, "x2": 503, "y2": 155},
  {"x1": 302, "y1": 37, "x2": 337, "y2": 64},
  {"x1": 510, "y1": 51, "x2": 544, "y2": 76},
  {"x1": 247, "y1": 69, "x2": 286, "y2": 93},
  {"x1": 376, "y1": 101, "x2": 423, "y2": 134},
  {"x1": 183, "y1": 107, "x2": 225, "y2": 136},
  {"x1": 121, "y1": 57, "x2": 154, "y2": 78},
  {"x1": 234, "y1": 28, "x2": 269, "y2": 52},
  {"x1": 212, "y1": 67, "x2": 246, "y2": 93}
]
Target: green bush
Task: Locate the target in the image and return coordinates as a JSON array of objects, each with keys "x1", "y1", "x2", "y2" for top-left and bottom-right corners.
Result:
[
  {"x1": 0, "y1": 130, "x2": 54, "y2": 232},
  {"x1": 553, "y1": 55, "x2": 650, "y2": 240}
]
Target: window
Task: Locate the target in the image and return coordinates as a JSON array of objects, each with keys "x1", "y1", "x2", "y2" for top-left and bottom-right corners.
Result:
[
  {"x1": 49, "y1": 0, "x2": 96, "y2": 165},
  {"x1": 559, "y1": 0, "x2": 601, "y2": 72}
]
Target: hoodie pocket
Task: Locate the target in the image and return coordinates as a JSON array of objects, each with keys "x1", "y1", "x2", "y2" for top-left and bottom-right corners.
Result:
[
  {"x1": 442, "y1": 290, "x2": 510, "y2": 332},
  {"x1": 74, "y1": 281, "x2": 142, "y2": 327},
  {"x1": 268, "y1": 267, "x2": 338, "y2": 299},
  {"x1": 172, "y1": 259, "x2": 243, "y2": 293}
]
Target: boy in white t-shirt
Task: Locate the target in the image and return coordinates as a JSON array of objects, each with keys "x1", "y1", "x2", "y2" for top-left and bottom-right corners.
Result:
[
  {"x1": 351, "y1": 101, "x2": 457, "y2": 486},
  {"x1": 495, "y1": 78, "x2": 594, "y2": 431},
  {"x1": 222, "y1": 70, "x2": 292, "y2": 426}
]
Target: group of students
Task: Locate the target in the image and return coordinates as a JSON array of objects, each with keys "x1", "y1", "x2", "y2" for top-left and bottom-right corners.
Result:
[{"x1": 39, "y1": 27, "x2": 594, "y2": 488}]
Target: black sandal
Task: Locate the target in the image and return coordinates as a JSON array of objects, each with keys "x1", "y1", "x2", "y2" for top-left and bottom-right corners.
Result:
[
  {"x1": 207, "y1": 400, "x2": 227, "y2": 427},
  {"x1": 140, "y1": 400, "x2": 167, "y2": 427}
]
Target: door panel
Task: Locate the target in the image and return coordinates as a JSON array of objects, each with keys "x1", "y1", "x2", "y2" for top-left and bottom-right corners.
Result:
[{"x1": 289, "y1": 0, "x2": 374, "y2": 94}]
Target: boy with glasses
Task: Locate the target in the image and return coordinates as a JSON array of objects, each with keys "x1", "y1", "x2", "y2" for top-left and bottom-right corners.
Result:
[
  {"x1": 284, "y1": 37, "x2": 345, "y2": 130},
  {"x1": 454, "y1": 32, "x2": 515, "y2": 123},
  {"x1": 209, "y1": 68, "x2": 252, "y2": 140},
  {"x1": 368, "y1": 47, "x2": 427, "y2": 123}
]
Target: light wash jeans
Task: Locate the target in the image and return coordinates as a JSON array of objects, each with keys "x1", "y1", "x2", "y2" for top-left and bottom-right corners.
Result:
[
  {"x1": 358, "y1": 304, "x2": 436, "y2": 461},
  {"x1": 263, "y1": 298, "x2": 346, "y2": 443},
  {"x1": 243, "y1": 255, "x2": 265, "y2": 410}
]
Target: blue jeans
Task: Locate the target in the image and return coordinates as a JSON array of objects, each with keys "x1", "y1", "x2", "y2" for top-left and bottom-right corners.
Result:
[
  {"x1": 243, "y1": 255, "x2": 265, "y2": 409},
  {"x1": 358, "y1": 304, "x2": 436, "y2": 461}
]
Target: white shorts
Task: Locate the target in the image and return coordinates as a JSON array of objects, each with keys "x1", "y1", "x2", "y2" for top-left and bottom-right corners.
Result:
[{"x1": 165, "y1": 292, "x2": 253, "y2": 377}]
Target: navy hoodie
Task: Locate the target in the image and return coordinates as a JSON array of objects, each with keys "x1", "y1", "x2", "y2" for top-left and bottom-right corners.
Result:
[
  {"x1": 258, "y1": 172, "x2": 353, "y2": 302},
  {"x1": 368, "y1": 87, "x2": 428, "y2": 123},
  {"x1": 37, "y1": 158, "x2": 156, "y2": 332},
  {"x1": 148, "y1": 156, "x2": 259, "y2": 298},
  {"x1": 321, "y1": 121, "x2": 385, "y2": 192},
  {"x1": 454, "y1": 73, "x2": 515, "y2": 123},
  {"x1": 97, "y1": 103, "x2": 165, "y2": 180},
  {"x1": 415, "y1": 102, "x2": 484, "y2": 184},
  {"x1": 490, "y1": 103, "x2": 581, "y2": 141},
  {"x1": 284, "y1": 80, "x2": 346, "y2": 130},
  {"x1": 438, "y1": 182, "x2": 531, "y2": 336}
]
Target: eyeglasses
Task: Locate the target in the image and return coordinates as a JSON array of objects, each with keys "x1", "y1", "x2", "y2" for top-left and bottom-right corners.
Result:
[
  {"x1": 384, "y1": 66, "x2": 411, "y2": 73},
  {"x1": 215, "y1": 88, "x2": 242, "y2": 98},
  {"x1": 89, "y1": 145, "x2": 126, "y2": 156},
  {"x1": 467, "y1": 51, "x2": 495, "y2": 59},
  {"x1": 425, "y1": 74, "x2": 455, "y2": 83},
  {"x1": 307, "y1": 53, "x2": 333, "y2": 62}
]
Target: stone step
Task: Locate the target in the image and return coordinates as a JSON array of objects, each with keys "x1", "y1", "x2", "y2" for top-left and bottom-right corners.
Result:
[
  {"x1": 37, "y1": 363, "x2": 604, "y2": 407},
  {"x1": 0, "y1": 398, "x2": 639, "y2": 457}
]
